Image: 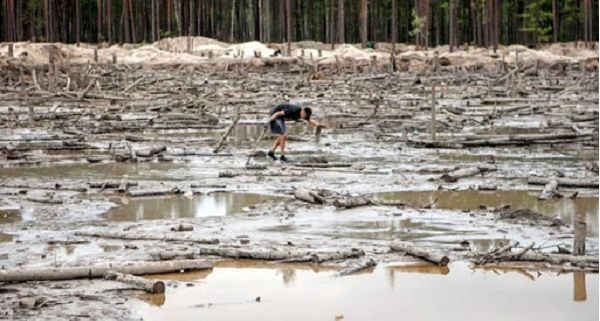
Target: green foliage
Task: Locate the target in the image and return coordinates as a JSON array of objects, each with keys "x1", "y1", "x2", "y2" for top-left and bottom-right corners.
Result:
[
  {"x1": 519, "y1": 0, "x2": 553, "y2": 44},
  {"x1": 409, "y1": 8, "x2": 424, "y2": 38}
]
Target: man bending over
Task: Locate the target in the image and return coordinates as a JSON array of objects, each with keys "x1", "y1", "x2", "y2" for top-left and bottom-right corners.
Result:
[{"x1": 267, "y1": 103, "x2": 320, "y2": 162}]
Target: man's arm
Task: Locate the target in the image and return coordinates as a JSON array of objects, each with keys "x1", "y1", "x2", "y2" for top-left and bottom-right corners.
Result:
[
  {"x1": 308, "y1": 119, "x2": 320, "y2": 127},
  {"x1": 269, "y1": 110, "x2": 285, "y2": 122}
]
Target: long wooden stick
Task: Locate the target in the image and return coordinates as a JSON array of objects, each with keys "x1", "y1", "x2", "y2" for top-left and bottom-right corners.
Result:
[{"x1": 246, "y1": 125, "x2": 269, "y2": 165}]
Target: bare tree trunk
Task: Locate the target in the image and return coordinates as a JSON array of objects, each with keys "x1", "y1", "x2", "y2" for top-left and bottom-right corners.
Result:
[
  {"x1": 552, "y1": 0, "x2": 557, "y2": 43},
  {"x1": 97, "y1": 0, "x2": 103, "y2": 42},
  {"x1": 286, "y1": 0, "x2": 291, "y2": 55},
  {"x1": 167, "y1": 0, "x2": 172, "y2": 36},
  {"x1": 337, "y1": 0, "x2": 344, "y2": 44},
  {"x1": 360, "y1": 0, "x2": 367, "y2": 47},
  {"x1": 230, "y1": 0, "x2": 235, "y2": 42},
  {"x1": 330, "y1": 0, "x2": 335, "y2": 48},
  {"x1": 129, "y1": 0, "x2": 137, "y2": 43},
  {"x1": 449, "y1": 0, "x2": 454, "y2": 52},
  {"x1": 104, "y1": 0, "x2": 112, "y2": 44},
  {"x1": 76, "y1": 0, "x2": 81, "y2": 44},
  {"x1": 123, "y1": 0, "x2": 131, "y2": 43}
]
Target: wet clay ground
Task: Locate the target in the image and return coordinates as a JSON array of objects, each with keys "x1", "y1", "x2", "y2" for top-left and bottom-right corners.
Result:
[{"x1": 0, "y1": 63, "x2": 598, "y2": 319}]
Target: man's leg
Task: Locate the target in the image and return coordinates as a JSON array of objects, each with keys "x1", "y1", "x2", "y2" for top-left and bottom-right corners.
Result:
[
  {"x1": 270, "y1": 136, "x2": 281, "y2": 153},
  {"x1": 280, "y1": 134, "x2": 287, "y2": 157}
]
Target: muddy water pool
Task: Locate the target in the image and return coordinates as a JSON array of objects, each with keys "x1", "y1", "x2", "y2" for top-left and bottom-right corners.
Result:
[
  {"x1": 132, "y1": 261, "x2": 598, "y2": 321},
  {"x1": 104, "y1": 193, "x2": 283, "y2": 221}
]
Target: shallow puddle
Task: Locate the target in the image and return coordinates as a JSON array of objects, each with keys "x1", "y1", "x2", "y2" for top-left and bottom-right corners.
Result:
[
  {"x1": 0, "y1": 233, "x2": 13, "y2": 242},
  {"x1": 105, "y1": 193, "x2": 281, "y2": 221},
  {"x1": 0, "y1": 209, "x2": 22, "y2": 225},
  {"x1": 132, "y1": 261, "x2": 598, "y2": 321},
  {"x1": 0, "y1": 162, "x2": 195, "y2": 181},
  {"x1": 373, "y1": 190, "x2": 599, "y2": 237}
]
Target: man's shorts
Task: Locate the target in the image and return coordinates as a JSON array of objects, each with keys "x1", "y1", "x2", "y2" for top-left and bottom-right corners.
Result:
[
  {"x1": 270, "y1": 118, "x2": 286, "y2": 135},
  {"x1": 269, "y1": 107, "x2": 286, "y2": 135}
]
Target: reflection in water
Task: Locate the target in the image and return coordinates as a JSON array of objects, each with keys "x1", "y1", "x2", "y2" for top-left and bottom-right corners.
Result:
[
  {"x1": 0, "y1": 162, "x2": 193, "y2": 181},
  {"x1": 134, "y1": 263, "x2": 598, "y2": 321},
  {"x1": 106, "y1": 193, "x2": 281, "y2": 221},
  {"x1": 46, "y1": 243, "x2": 122, "y2": 258},
  {"x1": 0, "y1": 233, "x2": 13, "y2": 242},
  {"x1": 375, "y1": 190, "x2": 599, "y2": 237},
  {"x1": 0, "y1": 209, "x2": 22, "y2": 225},
  {"x1": 574, "y1": 273, "x2": 586, "y2": 302}
]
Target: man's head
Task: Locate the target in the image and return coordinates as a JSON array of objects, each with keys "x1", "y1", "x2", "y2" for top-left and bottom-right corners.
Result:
[{"x1": 301, "y1": 107, "x2": 312, "y2": 121}]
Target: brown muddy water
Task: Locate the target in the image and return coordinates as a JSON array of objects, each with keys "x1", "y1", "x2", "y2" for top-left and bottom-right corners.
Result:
[
  {"x1": 104, "y1": 193, "x2": 283, "y2": 221},
  {"x1": 374, "y1": 190, "x2": 599, "y2": 237},
  {"x1": 132, "y1": 261, "x2": 598, "y2": 321}
]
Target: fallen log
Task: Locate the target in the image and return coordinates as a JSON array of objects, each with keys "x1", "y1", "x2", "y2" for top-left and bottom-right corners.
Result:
[
  {"x1": 294, "y1": 189, "x2": 320, "y2": 204},
  {"x1": 135, "y1": 146, "x2": 167, "y2": 158},
  {"x1": 585, "y1": 162, "x2": 599, "y2": 173},
  {"x1": 199, "y1": 247, "x2": 310, "y2": 261},
  {"x1": 293, "y1": 163, "x2": 352, "y2": 168},
  {"x1": 527, "y1": 177, "x2": 598, "y2": 188},
  {"x1": 1, "y1": 183, "x2": 87, "y2": 192},
  {"x1": 104, "y1": 271, "x2": 165, "y2": 294},
  {"x1": 337, "y1": 258, "x2": 377, "y2": 276},
  {"x1": 171, "y1": 224, "x2": 194, "y2": 232},
  {"x1": 127, "y1": 187, "x2": 181, "y2": 197},
  {"x1": 310, "y1": 249, "x2": 365, "y2": 263},
  {"x1": 213, "y1": 114, "x2": 241, "y2": 153},
  {"x1": 538, "y1": 179, "x2": 559, "y2": 200},
  {"x1": 0, "y1": 260, "x2": 212, "y2": 282},
  {"x1": 88, "y1": 181, "x2": 138, "y2": 189},
  {"x1": 26, "y1": 197, "x2": 63, "y2": 204},
  {"x1": 334, "y1": 196, "x2": 372, "y2": 209},
  {"x1": 219, "y1": 169, "x2": 307, "y2": 178},
  {"x1": 440, "y1": 165, "x2": 496, "y2": 183},
  {"x1": 390, "y1": 241, "x2": 450, "y2": 266},
  {"x1": 517, "y1": 252, "x2": 599, "y2": 265},
  {"x1": 75, "y1": 231, "x2": 219, "y2": 245},
  {"x1": 154, "y1": 251, "x2": 197, "y2": 261}
]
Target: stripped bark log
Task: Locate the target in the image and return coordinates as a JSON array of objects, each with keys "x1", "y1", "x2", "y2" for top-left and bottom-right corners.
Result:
[
  {"x1": 198, "y1": 247, "x2": 310, "y2": 261},
  {"x1": 334, "y1": 196, "x2": 372, "y2": 209},
  {"x1": 538, "y1": 179, "x2": 559, "y2": 200},
  {"x1": 0, "y1": 260, "x2": 212, "y2": 282},
  {"x1": 440, "y1": 165, "x2": 496, "y2": 182},
  {"x1": 104, "y1": 271, "x2": 166, "y2": 294},
  {"x1": 527, "y1": 177, "x2": 598, "y2": 188},
  {"x1": 75, "y1": 231, "x2": 219, "y2": 245},
  {"x1": 337, "y1": 258, "x2": 377, "y2": 276},
  {"x1": 135, "y1": 146, "x2": 167, "y2": 157},
  {"x1": 390, "y1": 241, "x2": 450, "y2": 266},
  {"x1": 127, "y1": 187, "x2": 181, "y2": 197},
  {"x1": 88, "y1": 181, "x2": 138, "y2": 189},
  {"x1": 213, "y1": 114, "x2": 241, "y2": 153}
]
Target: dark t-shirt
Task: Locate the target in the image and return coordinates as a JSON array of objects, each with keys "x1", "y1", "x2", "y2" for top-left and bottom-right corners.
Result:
[{"x1": 271, "y1": 104, "x2": 302, "y2": 121}]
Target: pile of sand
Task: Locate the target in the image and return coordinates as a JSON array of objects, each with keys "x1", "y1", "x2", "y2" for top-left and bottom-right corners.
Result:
[{"x1": 1, "y1": 37, "x2": 597, "y2": 69}]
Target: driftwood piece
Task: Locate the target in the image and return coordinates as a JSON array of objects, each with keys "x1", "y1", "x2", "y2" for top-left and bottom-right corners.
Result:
[
  {"x1": 538, "y1": 179, "x2": 559, "y2": 200},
  {"x1": 0, "y1": 260, "x2": 212, "y2": 282},
  {"x1": 171, "y1": 224, "x2": 194, "y2": 232},
  {"x1": 213, "y1": 114, "x2": 241, "y2": 153},
  {"x1": 135, "y1": 146, "x2": 167, "y2": 157},
  {"x1": 390, "y1": 241, "x2": 450, "y2": 266},
  {"x1": 334, "y1": 196, "x2": 372, "y2": 209},
  {"x1": 75, "y1": 231, "x2": 219, "y2": 245},
  {"x1": 198, "y1": 247, "x2": 310, "y2": 261},
  {"x1": 527, "y1": 177, "x2": 598, "y2": 188},
  {"x1": 440, "y1": 165, "x2": 496, "y2": 182},
  {"x1": 294, "y1": 189, "x2": 320, "y2": 204},
  {"x1": 337, "y1": 258, "x2": 377, "y2": 276},
  {"x1": 88, "y1": 181, "x2": 138, "y2": 189},
  {"x1": 104, "y1": 271, "x2": 166, "y2": 294},
  {"x1": 127, "y1": 187, "x2": 181, "y2": 197}
]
